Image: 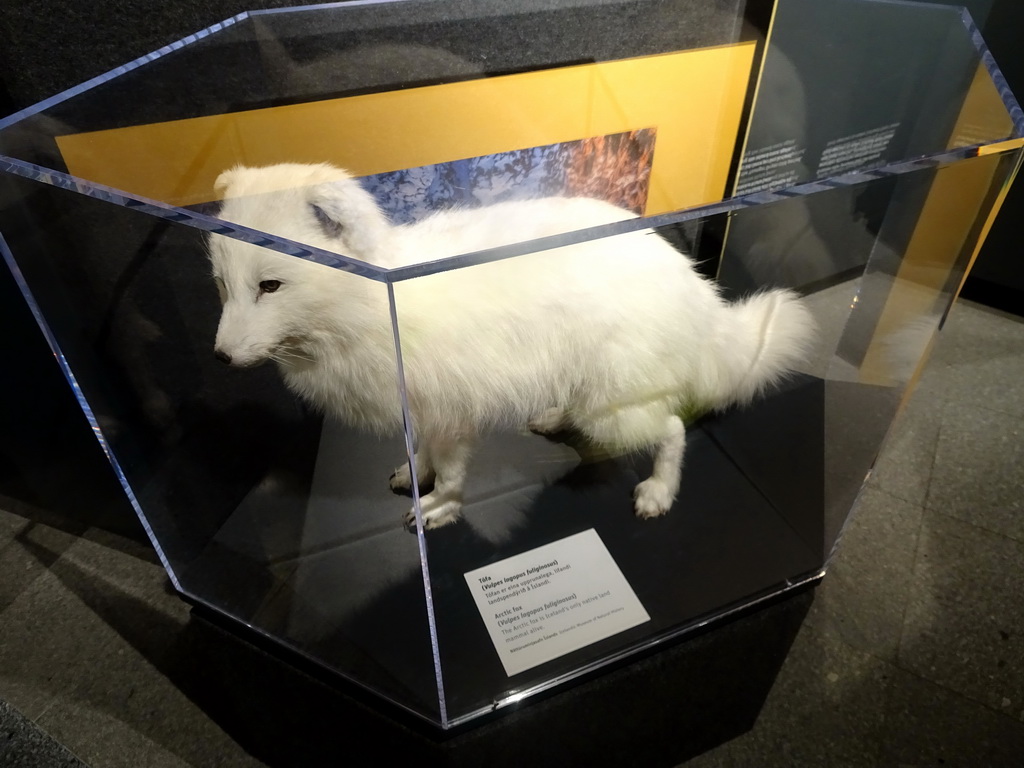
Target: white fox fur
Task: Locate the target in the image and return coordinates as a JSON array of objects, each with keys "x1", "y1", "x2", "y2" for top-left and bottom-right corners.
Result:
[{"x1": 209, "y1": 163, "x2": 813, "y2": 528}]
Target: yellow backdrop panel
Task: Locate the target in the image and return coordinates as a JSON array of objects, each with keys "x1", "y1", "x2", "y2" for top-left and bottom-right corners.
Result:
[{"x1": 57, "y1": 43, "x2": 756, "y2": 214}]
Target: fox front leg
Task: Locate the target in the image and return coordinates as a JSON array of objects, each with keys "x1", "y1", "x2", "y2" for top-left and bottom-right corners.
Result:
[{"x1": 404, "y1": 437, "x2": 474, "y2": 530}]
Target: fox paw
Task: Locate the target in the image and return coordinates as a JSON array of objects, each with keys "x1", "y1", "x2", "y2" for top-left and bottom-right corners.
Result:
[
  {"x1": 633, "y1": 478, "x2": 674, "y2": 519},
  {"x1": 405, "y1": 495, "x2": 463, "y2": 530},
  {"x1": 389, "y1": 463, "x2": 414, "y2": 491},
  {"x1": 390, "y1": 462, "x2": 435, "y2": 493}
]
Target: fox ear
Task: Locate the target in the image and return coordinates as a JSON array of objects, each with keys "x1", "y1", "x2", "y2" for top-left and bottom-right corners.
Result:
[
  {"x1": 310, "y1": 202, "x2": 346, "y2": 239},
  {"x1": 214, "y1": 167, "x2": 243, "y2": 198},
  {"x1": 308, "y1": 178, "x2": 390, "y2": 260}
]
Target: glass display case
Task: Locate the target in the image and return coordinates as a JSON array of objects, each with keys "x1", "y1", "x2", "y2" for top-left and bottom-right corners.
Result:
[{"x1": 0, "y1": 0, "x2": 1020, "y2": 729}]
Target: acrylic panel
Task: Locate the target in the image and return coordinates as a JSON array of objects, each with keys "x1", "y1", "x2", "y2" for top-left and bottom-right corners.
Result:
[{"x1": 0, "y1": 0, "x2": 1021, "y2": 729}]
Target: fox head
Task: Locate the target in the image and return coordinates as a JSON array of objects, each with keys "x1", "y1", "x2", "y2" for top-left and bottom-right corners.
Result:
[{"x1": 208, "y1": 163, "x2": 390, "y2": 368}]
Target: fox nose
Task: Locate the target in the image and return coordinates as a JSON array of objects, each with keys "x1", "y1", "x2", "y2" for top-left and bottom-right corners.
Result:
[{"x1": 214, "y1": 350, "x2": 232, "y2": 365}]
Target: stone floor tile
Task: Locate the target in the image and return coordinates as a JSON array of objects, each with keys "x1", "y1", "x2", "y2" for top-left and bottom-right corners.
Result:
[
  {"x1": 898, "y1": 510, "x2": 1024, "y2": 714},
  {"x1": 926, "y1": 403, "x2": 1024, "y2": 542},
  {"x1": 685, "y1": 612, "x2": 892, "y2": 767},
  {"x1": 869, "y1": 391, "x2": 941, "y2": 508},
  {"x1": 879, "y1": 667, "x2": 1024, "y2": 767},
  {"x1": 0, "y1": 699, "x2": 88, "y2": 768},
  {"x1": 813, "y1": 487, "x2": 924, "y2": 661},
  {"x1": 916, "y1": 301, "x2": 1024, "y2": 420}
]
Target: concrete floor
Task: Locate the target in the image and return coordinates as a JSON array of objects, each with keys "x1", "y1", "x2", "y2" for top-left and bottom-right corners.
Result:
[{"x1": 1, "y1": 298, "x2": 1023, "y2": 767}]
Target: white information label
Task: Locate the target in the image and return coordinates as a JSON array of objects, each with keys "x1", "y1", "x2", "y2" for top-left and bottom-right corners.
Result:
[{"x1": 464, "y1": 529, "x2": 650, "y2": 677}]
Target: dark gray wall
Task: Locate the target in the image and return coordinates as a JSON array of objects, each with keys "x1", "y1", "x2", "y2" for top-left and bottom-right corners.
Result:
[{"x1": 0, "y1": 1, "x2": 294, "y2": 111}]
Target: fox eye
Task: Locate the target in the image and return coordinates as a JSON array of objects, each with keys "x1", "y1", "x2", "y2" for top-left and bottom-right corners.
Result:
[{"x1": 259, "y1": 280, "x2": 282, "y2": 295}]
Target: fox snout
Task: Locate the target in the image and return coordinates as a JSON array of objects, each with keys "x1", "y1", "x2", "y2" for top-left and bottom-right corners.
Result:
[
  {"x1": 212, "y1": 340, "x2": 267, "y2": 368},
  {"x1": 213, "y1": 302, "x2": 272, "y2": 368},
  {"x1": 213, "y1": 320, "x2": 264, "y2": 367}
]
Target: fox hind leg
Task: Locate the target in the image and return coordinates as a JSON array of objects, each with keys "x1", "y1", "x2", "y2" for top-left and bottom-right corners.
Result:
[
  {"x1": 633, "y1": 414, "x2": 685, "y2": 519},
  {"x1": 576, "y1": 405, "x2": 685, "y2": 519}
]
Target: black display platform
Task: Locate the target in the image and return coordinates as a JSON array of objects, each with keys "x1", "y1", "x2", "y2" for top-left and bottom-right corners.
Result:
[{"x1": 186, "y1": 584, "x2": 814, "y2": 767}]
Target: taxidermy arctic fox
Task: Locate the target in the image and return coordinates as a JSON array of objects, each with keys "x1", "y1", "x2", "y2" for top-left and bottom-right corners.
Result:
[{"x1": 209, "y1": 163, "x2": 813, "y2": 529}]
